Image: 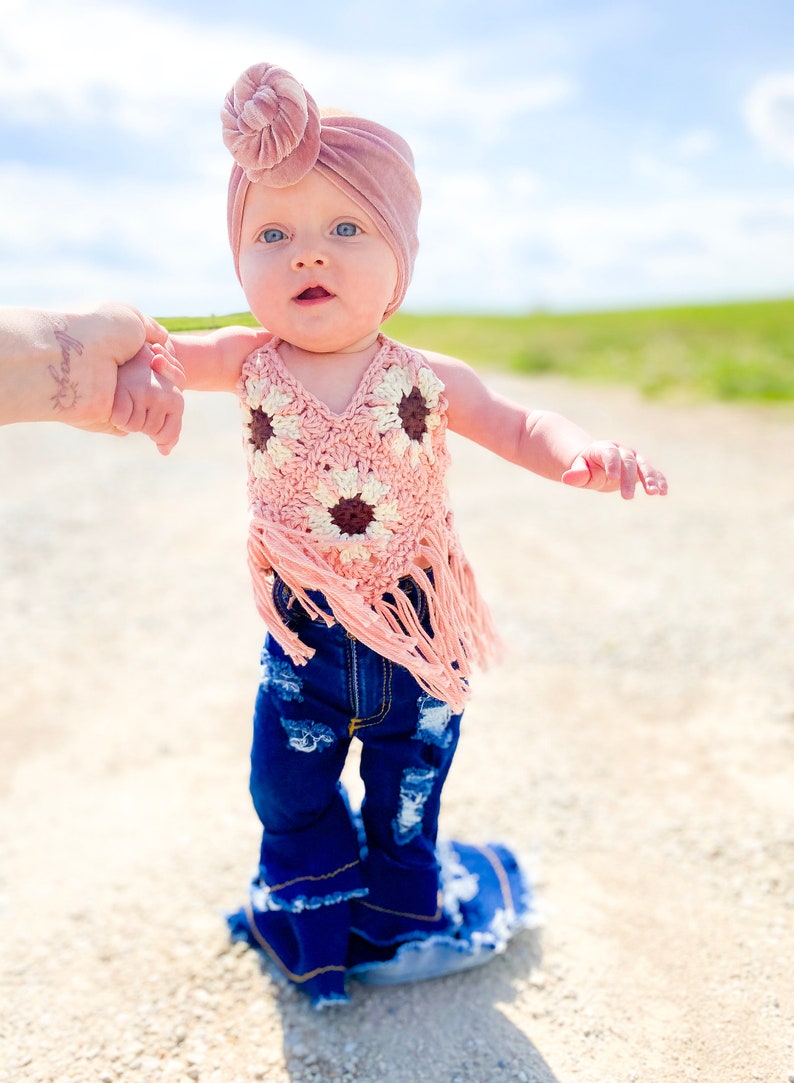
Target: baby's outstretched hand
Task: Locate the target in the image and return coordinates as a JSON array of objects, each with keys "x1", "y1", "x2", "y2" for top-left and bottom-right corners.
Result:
[
  {"x1": 111, "y1": 342, "x2": 186, "y2": 455},
  {"x1": 562, "y1": 441, "x2": 668, "y2": 499}
]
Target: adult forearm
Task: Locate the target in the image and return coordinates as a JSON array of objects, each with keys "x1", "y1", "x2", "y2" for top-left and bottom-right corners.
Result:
[{"x1": 0, "y1": 305, "x2": 154, "y2": 429}]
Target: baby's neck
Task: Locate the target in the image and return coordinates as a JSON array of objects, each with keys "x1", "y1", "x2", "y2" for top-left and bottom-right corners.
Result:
[{"x1": 277, "y1": 336, "x2": 383, "y2": 414}]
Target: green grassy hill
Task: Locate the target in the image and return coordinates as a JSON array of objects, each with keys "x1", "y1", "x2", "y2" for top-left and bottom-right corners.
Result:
[{"x1": 161, "y1": 298, "x2": 794, "y2": 403}]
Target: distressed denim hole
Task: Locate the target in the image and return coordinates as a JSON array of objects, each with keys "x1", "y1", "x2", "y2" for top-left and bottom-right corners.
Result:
[
  {"x1": 281, "y1": 717, "x2": 336, "y2": 753},
  {"x1": 392, "y1": 766, "x2": 436, "y2": 844},
  {"x1": 415, "y1": 694, "x2": 454, "y2": 748},
  {"x1": 261, "y1": 654, "x2": 304, "y2": 702}
]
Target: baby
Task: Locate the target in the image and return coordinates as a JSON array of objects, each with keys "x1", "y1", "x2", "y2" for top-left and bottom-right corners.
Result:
[{"x1": 141, "y1": 61, "x2": 666, "y2": 1007}]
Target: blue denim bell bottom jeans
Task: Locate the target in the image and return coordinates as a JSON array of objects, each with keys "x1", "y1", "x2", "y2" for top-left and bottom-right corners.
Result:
[{"x1": 235, "y1": 575, "x2": 464, "y2": 1004}]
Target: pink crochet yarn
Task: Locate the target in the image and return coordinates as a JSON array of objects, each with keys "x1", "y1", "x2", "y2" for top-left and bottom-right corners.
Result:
[
  {"x1": 222, "y1": 61, "x2": 421, "y2": 320},
  {"x1": 238, "y1": 335, "x2": 498, "y2": 710}
]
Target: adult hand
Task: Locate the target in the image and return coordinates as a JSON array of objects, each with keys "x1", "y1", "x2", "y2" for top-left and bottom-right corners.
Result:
[{"x1": 0, "y1": 303, "x2": 173, "y2": 431}]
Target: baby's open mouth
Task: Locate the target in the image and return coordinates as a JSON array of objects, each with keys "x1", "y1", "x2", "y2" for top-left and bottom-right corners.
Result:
[{"x1": 296, "y1": 286, "x2": 332, "y2": 301}]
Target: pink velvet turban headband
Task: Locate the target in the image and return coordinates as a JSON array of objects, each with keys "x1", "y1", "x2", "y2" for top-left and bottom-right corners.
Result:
[{"x1": 222, "y1": 61, "x2": 421, "y2": 320}]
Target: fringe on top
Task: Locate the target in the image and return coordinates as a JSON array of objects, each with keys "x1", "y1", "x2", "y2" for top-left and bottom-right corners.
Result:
[{"x1": 239, "y1": 335, "x2": 499, "y2": 710}]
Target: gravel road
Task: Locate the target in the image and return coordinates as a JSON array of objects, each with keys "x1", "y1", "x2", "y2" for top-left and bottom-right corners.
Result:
[{"x1": 1, "y1": 374, "x2": 792, "y2": 1083}]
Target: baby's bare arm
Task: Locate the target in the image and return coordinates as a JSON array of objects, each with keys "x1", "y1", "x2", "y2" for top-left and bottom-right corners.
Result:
[
  {"x1": 168, "y1": 325, "x2": 274, "y2": 392},
  {"x1": 425, "y1": 350, "x2": 667, "y2": 499}
]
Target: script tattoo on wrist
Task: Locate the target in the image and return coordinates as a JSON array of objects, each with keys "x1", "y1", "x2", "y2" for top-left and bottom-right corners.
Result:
[{"x1": 48, "y1": 316, "x2": 84, "y2": 411}]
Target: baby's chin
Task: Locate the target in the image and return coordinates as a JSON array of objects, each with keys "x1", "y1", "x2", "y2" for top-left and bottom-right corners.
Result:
[{"x1": 268, "y1": 321, "x2": 384, "y2": 358}]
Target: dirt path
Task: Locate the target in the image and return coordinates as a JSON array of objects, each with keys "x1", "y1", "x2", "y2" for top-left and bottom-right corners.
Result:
[{"x1": 1, "y1": 375, "x2": 792, "y2": 1083}]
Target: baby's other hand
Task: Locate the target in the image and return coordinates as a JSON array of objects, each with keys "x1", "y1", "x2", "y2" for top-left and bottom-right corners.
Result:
[
  {"x1": 562, "y1": 441, "x2": 668, "y2": 499},
  {"x1": 111, "y1": 342, "x2": 185, "y2": 455}
]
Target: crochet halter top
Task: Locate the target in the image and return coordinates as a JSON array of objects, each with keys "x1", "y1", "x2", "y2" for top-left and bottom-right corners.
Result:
[{"x1": 238, "y1": 334, "x2": 497, "y2": 709}]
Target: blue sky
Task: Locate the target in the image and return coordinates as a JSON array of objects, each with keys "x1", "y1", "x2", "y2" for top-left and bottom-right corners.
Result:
[{"x1": 2, "y1": 0, "x2": 794, "y2": 316}]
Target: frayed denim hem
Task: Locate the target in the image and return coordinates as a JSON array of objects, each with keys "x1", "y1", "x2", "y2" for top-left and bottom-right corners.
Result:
[
  {"x1": 227, "y1": 836, "x2": 536, "y2": 1002},
  {"x1": 348, "y1": 925, "x2": 505, "y2": 986},
  {"x1": 251, "y1": 880, "x2": 369, "y2": 914},
  {"x1": 226, "y1": 902, "x2": 350, "y2": 1006},
  {"x1": 347, "y1": 899, "x2": 537, "y2": 986},
  {"x1": 348, "y1": 839, "x2": 536, "y2": 987},
  {"x1": 311, "y1": 993, "x2": 350, "y2": 1011}
]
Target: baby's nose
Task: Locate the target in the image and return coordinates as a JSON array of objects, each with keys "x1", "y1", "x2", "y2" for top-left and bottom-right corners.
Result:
[{"x1": 292, "y1": 242, "x2": 327, "y2": 270}]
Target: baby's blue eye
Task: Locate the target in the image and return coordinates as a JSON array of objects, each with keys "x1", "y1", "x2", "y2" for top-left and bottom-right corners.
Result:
[
  {"x1": 261, "y1": 228, "x2": 286, "y2": 243},
  {"x1": 334, "y1": 222, "x2": 359, "y2": 237}
]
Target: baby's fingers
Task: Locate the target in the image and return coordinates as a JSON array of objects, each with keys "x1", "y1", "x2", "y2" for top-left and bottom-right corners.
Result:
[
  {"x1": 637, "y1": 455, "x2": 668, "y2": 496},
  {"x1": 110, "y1": 387, "x2": 143, "y2": 432},
  {"x1": 151, "y1": 343, "x2": 186, "y2": 390},
  {"x1": 617, "y1": 447, "x2": 639, "y2": 500},
  {"x1": 562, "y1": 442, "x2": 667, "y2": 499},
  {"x1": 154, "y1": 416, "x2": 182, "y2": 455},
  {"x1": 614, "y1": 447, "x2": 668, "y2": 499},
  {"x1": 150, "y1": 396, "x2": 184, "y2": 455}
]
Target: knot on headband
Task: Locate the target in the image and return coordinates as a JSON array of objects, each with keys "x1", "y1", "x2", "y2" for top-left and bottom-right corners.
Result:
[
  {"x1": 223, "y1": 61, "x2": 422, "y2": 320},
  {"x1": 221, "y1": 62, "x2": 322, "y2": 186}
]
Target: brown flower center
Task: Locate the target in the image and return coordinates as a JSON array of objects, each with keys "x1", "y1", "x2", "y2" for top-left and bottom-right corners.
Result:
[
  {"x1": 249, "y1": 408, "x2": 274, "y2": 452},
  {"x1": 330, "y1": 495, "x2": 375, "y2": 536},
  {"x1": 397, "y1": 386, "x2": 430, "y2": 441}
]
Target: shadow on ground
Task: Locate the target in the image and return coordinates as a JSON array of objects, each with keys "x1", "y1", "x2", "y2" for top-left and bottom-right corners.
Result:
[{"x1": 264, "y1": 926, "x2": 558, "y2": 1083}]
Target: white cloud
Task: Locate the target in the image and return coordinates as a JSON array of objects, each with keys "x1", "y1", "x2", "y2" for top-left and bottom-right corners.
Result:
[
  {"x1": 0, "y1": 0, "x2": 572, "y2": 144},
  {"x1": 2, "y1": 1, "x2": 791, "y2": 315},
  {"x1": 743, "y1": 72, "x2": 794, "y2": 167},
  {"x1": 630, "y1": 153, "x2": 695, "y2": 193},
  {"x1": 2, "y1": 1, "x2": 194, "y2": 128},
  {"x1": 627, "y1": 129, "x2": 718, "y2": 195},
  {"x1": 390, "y1": 56, "x2": 573, "y2": 141},
  {"x1": 412, "y1": 168, "x2": 794, "y2": 311},
  {"x1": 0, "y1": 161, "x2": 244, "y2": 315},
  {"x1": 674, "y1": 129, "x2": 717, "y2": 158},
  {"x1": 0, "y1": 0, "x2": 578, "y2": 314}
]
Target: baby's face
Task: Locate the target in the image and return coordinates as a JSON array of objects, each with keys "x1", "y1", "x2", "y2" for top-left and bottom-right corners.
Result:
[{"x1": 238, "y1": 168, "x2": 398, "y2": 355}]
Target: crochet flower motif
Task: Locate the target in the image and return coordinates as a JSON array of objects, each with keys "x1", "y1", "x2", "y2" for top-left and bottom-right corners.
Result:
[
  {"x1": 372, "y1": 364, "x2": 443, "y2": 467},
  {"x1": 307, "y1": 467, "x2": 400, "y2": 563},
  {"x1": 242, "y1": 380, "x2": 301, "y2": 478}
]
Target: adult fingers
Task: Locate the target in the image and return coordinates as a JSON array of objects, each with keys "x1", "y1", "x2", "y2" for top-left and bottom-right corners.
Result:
[{"x1": 139, "y1": 311, "x2": 169, "y2": 346}]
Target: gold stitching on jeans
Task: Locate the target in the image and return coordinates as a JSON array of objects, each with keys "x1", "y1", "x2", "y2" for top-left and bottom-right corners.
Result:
[
  {"x1": 243, "y1": 901, "x2": 346, "y2": 983},
  {"x1": 266, "y1": 858, "x2": 360, "y2": 893},
  {"x1": 356, "y1": 890, "x2": 443, "y2": 923},
  {"x1": 344, "y1": 636, "x2": 389, "y2": 732}
]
